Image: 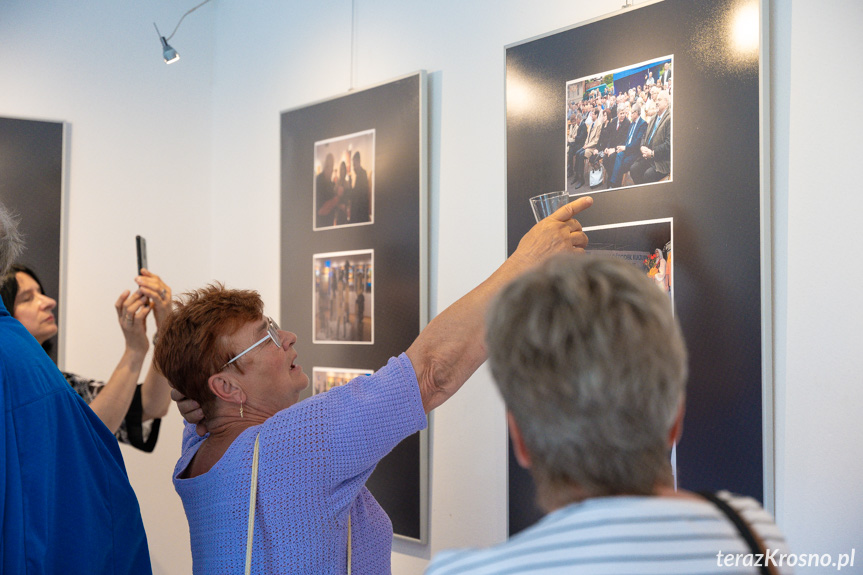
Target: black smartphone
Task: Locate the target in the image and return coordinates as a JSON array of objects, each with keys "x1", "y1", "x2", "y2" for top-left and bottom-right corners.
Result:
[{"x1": 136, "y1": 235, "x2": 148, "y2": 274}]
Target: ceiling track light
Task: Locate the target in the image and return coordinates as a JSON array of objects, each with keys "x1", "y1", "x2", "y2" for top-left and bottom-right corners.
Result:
[
  {"x1": 153, "y1": 0, "x2": 214, "y2": 64},
  {"x1": 154, "y1": 23, "x2": 180, "y2": 64}
]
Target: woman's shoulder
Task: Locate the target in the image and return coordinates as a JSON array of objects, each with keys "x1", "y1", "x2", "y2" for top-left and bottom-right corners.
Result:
[{"x1": 175, "y1": 425, "x2": 259, "y2": 484}]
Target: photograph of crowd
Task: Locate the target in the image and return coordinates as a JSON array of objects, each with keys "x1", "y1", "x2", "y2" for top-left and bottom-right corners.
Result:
[
  {"x1": 565, "y1": 56, "x2": 672, "y2": 195},
  {"x1": 313, "y1": 249, "x2": 373, "y2": 344},
  {"x1": 311, "y1": 367, "x2": 375, "y2": 395},
  {"x1": 584, "y1": 218, "x2": 673, "y2": 299},
  {"x1": 313, "y1": 129, "x2": 375, "y2": 230}
]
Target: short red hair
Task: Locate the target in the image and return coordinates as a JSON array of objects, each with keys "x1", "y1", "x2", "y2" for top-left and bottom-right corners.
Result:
[{"x1": 154, "y1": 284, "x2": 263, "y2": 417}]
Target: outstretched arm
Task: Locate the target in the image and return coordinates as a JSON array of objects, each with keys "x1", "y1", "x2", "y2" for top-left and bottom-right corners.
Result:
[
  {"x1": 407, "y1": 197, "x2": 593, "y2": 413},
  {"x1": 166, "y1": 197, "x2": 593, "y2": 429}
]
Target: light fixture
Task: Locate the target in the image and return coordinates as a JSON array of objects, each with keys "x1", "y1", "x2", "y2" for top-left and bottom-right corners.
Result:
[
  {"x1": 154, "y1": 23, "x2": 180, "y2": 64},
  {"x1": 153, "y1": 0, "x2": 214, "y2": 64}
]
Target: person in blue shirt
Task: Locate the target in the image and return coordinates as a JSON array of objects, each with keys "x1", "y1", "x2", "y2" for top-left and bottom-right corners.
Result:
[{"x1": 0, "y1": 201, "x2": 152, "y2": 574}]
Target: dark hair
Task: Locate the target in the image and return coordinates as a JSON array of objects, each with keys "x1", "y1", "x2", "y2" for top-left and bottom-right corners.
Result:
[
  {"x1": 0, "y1": 263, "x2": 55, "y2": 353},
  {"x1": 1, "y1": 263, "x2": 42, "y2": 312}
]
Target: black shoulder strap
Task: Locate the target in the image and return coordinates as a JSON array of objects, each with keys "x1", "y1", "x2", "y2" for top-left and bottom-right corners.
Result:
[
  {"x1": 700, "y1": 491, "x2": 771, "y2": 575},
  {"x1": 125, "y1": 384, "x2": 161, "y2": 453}
]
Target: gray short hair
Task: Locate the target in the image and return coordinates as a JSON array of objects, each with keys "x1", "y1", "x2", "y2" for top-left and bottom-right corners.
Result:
[
  {"x1": 486, "y1": 254, "x2": 687, "y2": 501},
  {"x1": 0, "y1": 202, "x2": 24, "y2": 276}
]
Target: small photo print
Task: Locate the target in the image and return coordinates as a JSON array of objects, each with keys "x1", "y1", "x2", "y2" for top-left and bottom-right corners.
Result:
[
  {"x1": 313, "y1": 249, "x2": 373, "y2": 344},
  {"x1": 313, "y1": 129, "x2": 375, "y2": 230},
  {"x1": 312, "y1": 367, "x2": 375, "y2": 395},
  {"x1": 584, "y1": 218, "x2": 673, "y2": 302},
  {"x1": 565, "y1": 56, "x2": 672, "y2": 195}
]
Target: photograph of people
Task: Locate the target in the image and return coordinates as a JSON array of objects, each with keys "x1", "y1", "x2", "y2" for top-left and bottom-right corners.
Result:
[
  {"x1": 159, "y1": 197, "x2": 592, "y2": 573},
  {"x1": 583, "y1": 218, "x2": 673, "y2": 300},
  {"x1": 313, "y1": 129, "x2": 375, "y2": 230},
  {"x1": 312, "y1": 367, "x2": 374, "y2": 395},
  {"x1": 0, "y1": 263, "x2": 173, "y2": 451},
  {"x1": 313, "y1": 249, "x2": 373, "y2": 344},
  {"x1": 565, "y1": 56, "x2": 672, "y2": 195}
]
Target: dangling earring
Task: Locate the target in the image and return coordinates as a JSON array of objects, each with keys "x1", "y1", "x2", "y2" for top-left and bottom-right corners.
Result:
[{"x1": 239, "y1": 403, "x2": 244, "y2": 418}]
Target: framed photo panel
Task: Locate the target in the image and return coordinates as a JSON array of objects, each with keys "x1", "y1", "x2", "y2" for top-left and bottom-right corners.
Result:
[
  {"x1": 505, "y1": 0, "x2": 767, "y2": 535},
  {"x1": 280, "y1": 72, "x2": 428, "y2": 542},
  {"x1": 0, "y1": 116, "x2": 66, "y2": 364}
]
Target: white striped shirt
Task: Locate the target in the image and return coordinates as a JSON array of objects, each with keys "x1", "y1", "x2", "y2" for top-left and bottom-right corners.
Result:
[{"x1": 426, "y1": 492, "x2": 791, "y2": 575}]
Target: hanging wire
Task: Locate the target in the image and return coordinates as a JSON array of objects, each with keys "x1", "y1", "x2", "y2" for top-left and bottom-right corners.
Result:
[
  {"x1": 349, "y1": 0, "x2": 356, "y2": 91},
  {"x1": 166, "y1": 0, "x2": 214, "y2": 42}
]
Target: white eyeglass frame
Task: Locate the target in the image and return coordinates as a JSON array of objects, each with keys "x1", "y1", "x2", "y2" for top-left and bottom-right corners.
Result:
[{"x1": 221, "y1": 316, "x2": 281, "y2": 371}]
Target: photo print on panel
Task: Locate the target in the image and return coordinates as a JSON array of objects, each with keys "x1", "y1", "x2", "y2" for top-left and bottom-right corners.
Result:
[
  {"x1": 312, "y1": 367, "x2": 375, "y2": 395},
  {"x1": 312, "y1": 249, "x2": 373, "y2": 345},
  {"x1": 584, "y1": 218, "x2": 673, "y2": 306},
  {"x1": 565, "y1": 56, "x2": 673, "y2": 195},
  {"x1": 313, "y1": 130, "x2": 375, "y2": 230}
]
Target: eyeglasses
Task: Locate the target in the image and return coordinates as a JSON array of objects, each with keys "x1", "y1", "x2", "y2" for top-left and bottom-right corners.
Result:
[{"x1": 221, "y1": 316, "x2": 282, "y2": 371}]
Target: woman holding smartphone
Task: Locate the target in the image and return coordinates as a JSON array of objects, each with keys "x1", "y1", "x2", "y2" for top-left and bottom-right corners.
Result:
[{"x1": 0, "y1": 264, "x2": 173, "y2": 451}]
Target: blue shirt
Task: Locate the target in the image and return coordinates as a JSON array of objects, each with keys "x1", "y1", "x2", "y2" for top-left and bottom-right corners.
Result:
[
  {"x1": 174, "y1": 353, "x2": 427, "y2": 574},
  {"x1": 1, "y1": 298, "x2": 152, "y2": 574}
]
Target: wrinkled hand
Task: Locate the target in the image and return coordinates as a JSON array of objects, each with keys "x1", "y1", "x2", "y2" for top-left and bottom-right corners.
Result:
[
  {"x1": 115, "y1": 289, "x2": 151, "y2": 355},
  {"x1": 514, "y1": 196, "x2": 593, "y2": 265},
  {"x1": 170, "y1": 388, "x2": 208, "y2": 436},
  {"x1": 136, "y1": 269, "x2": 173, "y2": 329}
]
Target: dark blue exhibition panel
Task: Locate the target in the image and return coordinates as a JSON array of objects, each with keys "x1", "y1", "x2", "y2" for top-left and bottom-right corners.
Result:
[
  {"x1": 280, "y1": 73, "x2": 427, "y2": 541},
  {"x1": 505, "y1": 0, "x2": 763, "y2": 534},
  {"x1": 0, "y1": 117, "x2": 64, "y2": 363}
]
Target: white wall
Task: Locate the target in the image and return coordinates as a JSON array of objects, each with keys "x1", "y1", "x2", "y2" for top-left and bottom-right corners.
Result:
[
  {"x1": 0, "y1": 1, "x2": 215, "y2": 573},
  {"x1": 775, "y1": 0, "x2": 863, "y2": 564},
  {"x1": 2, "y1": 0, "x2": 862, "y2": 573}
]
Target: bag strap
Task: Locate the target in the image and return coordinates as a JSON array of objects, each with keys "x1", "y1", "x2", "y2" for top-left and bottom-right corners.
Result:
[
  {"x1": 700, "y1": 492, "x2": 779, "y2": 575},
  {"x1": 243, "y1": 432, "x2": 352, "y2": 574},
  {"x1": 347, "y1": 514, "x2": 352, "y2": 575},
  {"x1": 245, "y1": 433, "x2": 261, "y2": 575}
]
